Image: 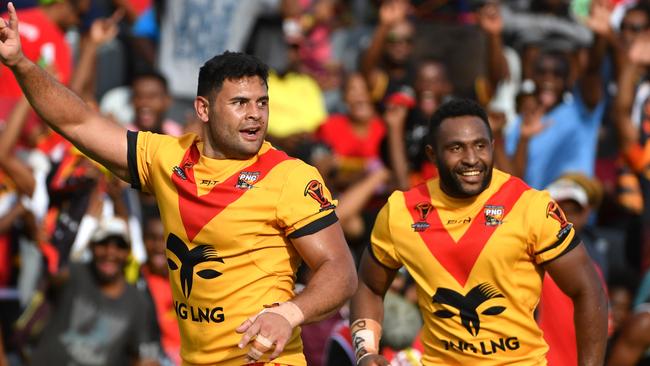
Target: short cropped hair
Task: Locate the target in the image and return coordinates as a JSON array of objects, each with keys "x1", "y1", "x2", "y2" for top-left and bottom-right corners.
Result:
[
  {"x1": 427, "y1": 98, "x2": 492, "y2": 146},
  {"x1": 132, "y1": 70, "x2": 169, "y2": 93},
  {"x1": 197, "y1": 51, "x2": 269, "y2": 98}
]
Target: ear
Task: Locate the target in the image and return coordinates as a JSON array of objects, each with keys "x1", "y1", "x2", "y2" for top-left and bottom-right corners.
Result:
[
  {"x1": 194, "y1": 96, "x2": 210, "y2": 123},
  {"x1": 425, "y1": 144, "x2": 436, "y2": 164}
]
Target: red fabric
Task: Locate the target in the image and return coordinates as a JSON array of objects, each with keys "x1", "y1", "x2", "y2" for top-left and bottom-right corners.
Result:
[
  {"x1": 538, "y1": 265, "x2": 610, "y2": 366},
  {"x1": 0, "y1": 8, "x2": 72, "y2": 99},
  {"x1": 142, "y1": 268, "x2": 181, "y2": 364},
  {"x1": 0, "y1": 235, "x2": 10, "y2": 286},
  {"x1": 316, "y1": 114, "x2": 386, "y2": 160}
]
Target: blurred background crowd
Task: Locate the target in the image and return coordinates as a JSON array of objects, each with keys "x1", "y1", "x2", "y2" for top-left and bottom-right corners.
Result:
[{"x1": 1, "y1": 0, "x2": 650, "y2": 365}]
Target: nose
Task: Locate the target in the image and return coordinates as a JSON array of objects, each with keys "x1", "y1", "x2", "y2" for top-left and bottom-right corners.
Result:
[
  {"x1": 462, "y1": 147, "x2": 479, "y2": 166},
  {"x1": 246, "y1": 102, "x2": 262, "y2": 121}
]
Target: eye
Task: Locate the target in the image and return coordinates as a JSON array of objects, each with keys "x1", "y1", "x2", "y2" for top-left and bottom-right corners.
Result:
[
  {"x1": 257, "y1": 99, "x2": 268, "y2": 108},
  {"x1": 449, "y1": 145, "x2": 461, "y2": 153}
]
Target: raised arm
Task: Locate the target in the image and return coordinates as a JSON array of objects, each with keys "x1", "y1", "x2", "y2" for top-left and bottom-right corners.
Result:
[
  {"x1": 0, "y1": 97, "x2": 35, "y2": 196},
  {"x1": 236, "y1": 222, "x2": 357, "y2": 361},
  {"x1": 544, "y1": 244, "x2": 608, "y2": 366},
  {"x1": 0, "y1": 3, "x2": 130, "y2": 182},
  {"x1": 349, "y1": 248, "x2": 398, "y2": 366},
  {"x1": 477, "y1": 2, "x2": 509, "y2": 96}
]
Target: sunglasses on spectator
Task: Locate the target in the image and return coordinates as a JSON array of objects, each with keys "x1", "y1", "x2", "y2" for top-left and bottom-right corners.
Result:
[
  {"x1": 387, "y1": 33, "x2": 414, "y2": 44},
  {"x1": 621, "y1": 22, "x2": 648, "y2": 33}
]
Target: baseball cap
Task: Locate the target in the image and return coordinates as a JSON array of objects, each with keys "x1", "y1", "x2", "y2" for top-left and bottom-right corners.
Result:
[
  {"x1": 91, "y1": 217, "x2": 130, "y2": 248},
  {"x1": 546, "y1": 178, "x2": 589, "y2": 207}
]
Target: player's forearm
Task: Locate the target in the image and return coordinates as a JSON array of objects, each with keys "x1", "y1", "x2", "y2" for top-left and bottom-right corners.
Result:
[
  {"x1": 573, "y1": 280, "x2": 608, "y2": 366},
  {"x1": 292, "y1": 256, "x2": 357, "y2": 324},
  {"x1": 10, "y1": 56, "x2": 97, "y2": 142},
  {"x1": 350, "y1": 280, "x2": 385, "y2": 324}
]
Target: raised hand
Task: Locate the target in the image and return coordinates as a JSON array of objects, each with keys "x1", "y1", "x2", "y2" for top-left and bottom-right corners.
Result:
[
  {"x1": 478, "y1": 2, "x2": 503, "y2": 36},
  {"x1": 89, "y1": 9, "x2": 124, "y2": 47},
  {"x1": 0, "y1": 3, "x2": 23, "y2": 67},
  {"x1": 628, "y1": 31, "x2": 650, "y2": 65},
  {"x1": 379, "y1": 0, "x2": 410, "y2": 26},
  {"x1": 586, "y1": 0, "x2": 613, "y2": 38}
]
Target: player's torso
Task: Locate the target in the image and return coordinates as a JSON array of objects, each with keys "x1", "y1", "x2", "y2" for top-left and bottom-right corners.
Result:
[
  {"x1": 389, "y1": 172, "x2": 548, "y2": 364},
  {"x1": 150, "y1": 142, "x2": 305, "y2": 365}
]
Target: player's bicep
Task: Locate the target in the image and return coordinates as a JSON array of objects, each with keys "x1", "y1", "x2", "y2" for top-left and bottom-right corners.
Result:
[
  {"x1": 71, "y1": 116, "x2": 129, "y2": 182},
  {"x1": 543, "y1": 242, "x2": 599, "y2": 299},
  {"x1": 290, "y1": 221, "x2": 353, "y2": 271}
]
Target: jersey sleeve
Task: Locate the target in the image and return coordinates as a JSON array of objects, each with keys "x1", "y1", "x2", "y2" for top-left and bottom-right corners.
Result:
[
  {"x1": 369, "y1": 199, "x2": 402, "y2": 269},
  {"x1": 127, "y1": 130, "x2": 170, "y2": 194},
  {"x1": 277, "y1": 162, "x2": 339, "y2": 238},
  {"x1": 528, "y1": 190, "x2": 580, "y2": 265}
]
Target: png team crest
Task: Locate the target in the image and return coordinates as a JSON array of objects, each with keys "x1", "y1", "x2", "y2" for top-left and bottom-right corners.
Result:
[
  {"x1": 235, "y1": 171, "x2": 260, "y2": 190},
  {"x1": 411, "y1": 202, "x2": 433, "y2": 232},
  {"x1": 484, "y1": 205, "x2": 504, "y2": 226},
  {"x1": 304, "y1": 180, "x2": 336, "y2": 211}
]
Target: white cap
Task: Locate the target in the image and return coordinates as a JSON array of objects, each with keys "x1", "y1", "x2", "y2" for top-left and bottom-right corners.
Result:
[
  {"x1": 547, "y1": 179, "x2": 589, "y2": 207},
  {"x1": 91, "y1": 217, "x2": 130, "y2": 245}
]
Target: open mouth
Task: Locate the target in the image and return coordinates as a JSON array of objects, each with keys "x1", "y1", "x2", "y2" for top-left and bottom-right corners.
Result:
[{"x1": 240, "y1": 126, "x2": 261, "y2": 141}]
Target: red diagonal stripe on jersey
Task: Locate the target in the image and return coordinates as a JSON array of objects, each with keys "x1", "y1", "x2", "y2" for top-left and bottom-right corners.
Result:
[
  {"x1": 404, "y1": 176, "x2": 529, "y2": 287},
  {"x1": 172, "y1": 143, "x2": 291, "y2": 242}
]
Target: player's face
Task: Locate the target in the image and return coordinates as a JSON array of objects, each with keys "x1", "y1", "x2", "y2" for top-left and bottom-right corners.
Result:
[
  {"x1": 200, "y1": 76, "x2": 269, "y2": 159},
  {"x1": 428, "y1": 116, "x2": 494, "y2": 198}
]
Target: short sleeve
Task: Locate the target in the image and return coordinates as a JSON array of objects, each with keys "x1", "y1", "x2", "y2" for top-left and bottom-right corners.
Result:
[
  {"x1": 277, "y1": 162, "x2": 338, "y2": 238},
  {"x1": 528, "y1": 191, "x2": 580, "y2": 264},
  {"x1": 369, "y1": 201, "x2": 402, "y2": 270},
  {"x1": 127, "y1": 131, "x2": 168, "y2": 194}
]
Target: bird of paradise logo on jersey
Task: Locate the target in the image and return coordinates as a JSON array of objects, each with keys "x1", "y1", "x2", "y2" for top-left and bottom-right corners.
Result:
[
  {"x1": 546, "y1": 201, "x2": 573, "y2": 239},
  {"x1": 304, "y1": 180, "x2": 336, "y2": 212},
  {"x1": 411, "y1": 202, "x2": 433, "y2": 232},
  {"x1": 166, "y1": 233, "x2": 224, "y2": 298},
  {"x1": 432, "y1": 283, "x2": 506, "y2": 336}
]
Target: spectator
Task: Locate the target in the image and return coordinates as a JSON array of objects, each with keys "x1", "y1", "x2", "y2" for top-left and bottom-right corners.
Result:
[
  {"x1": 136, "y1": 209, "x2": 181, "y2": 365},
  {"x1": 30, "y1": 217, "x2": 161, "y2": 366},
  {"x1": 361, "y1": 0, "x2": 416, "y2": 107},
  {"x1": 127, "y1": 71, "x2": 182, "y2": 136},
  {"x1": 382, "y1": 59, "x2": 452, "y2": 190}
]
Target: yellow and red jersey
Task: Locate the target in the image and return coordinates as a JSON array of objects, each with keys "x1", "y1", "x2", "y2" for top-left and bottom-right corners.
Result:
[
  {"x1": 370, "y1": 169, "x2": 579, "y2": 365},
  {"x1": 129, "y1": 131, "x2": 338, "y2": 366}
]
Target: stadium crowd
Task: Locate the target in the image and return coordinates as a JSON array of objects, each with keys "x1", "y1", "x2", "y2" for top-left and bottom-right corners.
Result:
[{"x1": 1, "y1": 0, "x2": 650, "y2": 365}]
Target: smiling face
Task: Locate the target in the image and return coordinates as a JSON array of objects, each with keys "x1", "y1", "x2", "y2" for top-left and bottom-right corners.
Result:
[
  {"x1": 427, "y1": 116, "x2": 494, "y2": 198},
  {"x1": 91, "y1": 237, "x2": 129, "y2": 284},
  {"x1": 195, "y1": 76, "x2": 269, "y2": 159}
]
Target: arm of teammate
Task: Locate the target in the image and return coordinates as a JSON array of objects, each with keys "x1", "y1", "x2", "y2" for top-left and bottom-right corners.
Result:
[
  {"x1": 544, "y1": 243, "x2": 608, "y2": 366},
  {"x1": 606, "y1": 311, "x2": 650, "y2": 366},
  {"x1": 236, "y1": 222, "x2": 357, "y2": 360},
  {"x1": 0, "y1": 3, "x2": 130, "y2": 182},
  {"x1": 349, "y1": 248, "x2": 398, "y2": 366}
]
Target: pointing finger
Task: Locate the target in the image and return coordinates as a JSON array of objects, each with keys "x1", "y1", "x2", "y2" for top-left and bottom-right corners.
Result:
[{"x1": 8, "y1": 2, "x2": 18, "y2": 31}]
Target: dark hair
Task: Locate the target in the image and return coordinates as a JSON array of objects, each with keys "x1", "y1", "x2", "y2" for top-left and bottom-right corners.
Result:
[
  {"x1": 197, "y1": 51, "x2": 269, "y2": 98},
  {"x1": 427, "y1": 98, "x2": 492, "y2": 146},
  {"x1": 132, "y1": 70, "x2": 169, "y2": 93}
]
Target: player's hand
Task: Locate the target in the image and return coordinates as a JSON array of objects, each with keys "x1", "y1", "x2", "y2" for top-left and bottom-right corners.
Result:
[
  {"x1": 358, "y1": 353, "x2": 391, "y2": 366},
  {"x1": 0, "y1": 2, "x2": 24, "y2": 67},
  {"x1": 236, "y1": 312, "x2": 294, "y2": 363}
]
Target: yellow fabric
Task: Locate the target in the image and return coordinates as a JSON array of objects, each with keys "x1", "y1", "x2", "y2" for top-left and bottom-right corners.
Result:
[
  {"x1": 135, "y1": 132, "x2": 337, "y2": 366},
  {"x1": 371, "y1": 169, "x2": 576, "y2": 365},
  {"x1": 266, "y1": 71, "x2": 326, "y2": 138}
]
